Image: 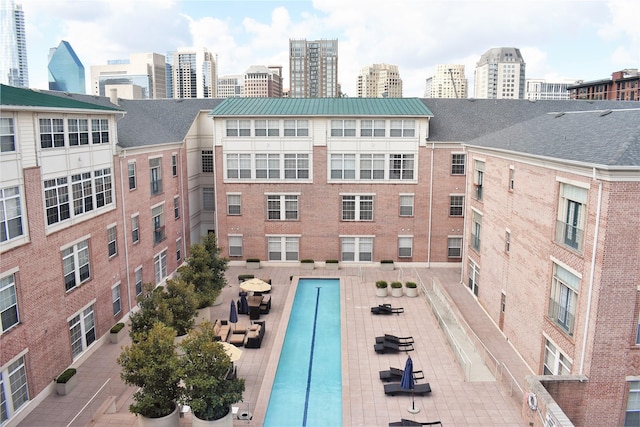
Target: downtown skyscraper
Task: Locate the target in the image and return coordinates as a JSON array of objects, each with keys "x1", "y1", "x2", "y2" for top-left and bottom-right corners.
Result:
[
  {"x1": 0, "y1": 0, "x2": 28, "y2": 87},
  {"x1": 289, "y1": 39, "x2": 338, "y2": 98}
]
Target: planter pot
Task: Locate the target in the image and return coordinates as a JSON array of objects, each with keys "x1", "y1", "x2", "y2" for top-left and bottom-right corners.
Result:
[
  {"x1": 325, "y1": 262, "x2": 339, "y2": 270},
  {"x1": 246, "y1": 261, "x2": 260, "y2": 270},
  {"x1": 192, "y1": 406, "x2": 233, "y2": 427},
  {"x1": 375, "y1": 287, "x2": 388, "y2": 297},
  {"x1": 55, "y1": 374, "x2": 77, "y2": 396},
  {"x1": 300, "y1": 262, "x2": 314, "y2": 270},
  {"x1": 137, "y1": 403, "x2": 179, "y2": 427},
  {"x1": 406, "y1": 287, "x2": 419, "y2": 298},
  {"x1": 380, "y1": 263, "x2": 394, "y2": 271},
  {"x1": 110, "y1": 327, "x2": 126, "y2": 344},
  {"x1": 391, "y1": 287, "x2": 403, "y2": 297}
]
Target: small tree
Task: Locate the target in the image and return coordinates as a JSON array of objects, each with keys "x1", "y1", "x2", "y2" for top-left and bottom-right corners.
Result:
[
  {"x1": 118, "y1": 322, "x2": 182, "y2": 418},
  {"x1": 178, "y1": 243, "x2": 214, "y2": 308},
  {"x1": 203, "y1": 232, "x2": 229, "y2": 302},
  {"x1": 165, "y1": 278, "x2": 197, "y2": 336},
  {"x1": 129, "y1": 283, "x2": 172, "y2": 342},
  {"x1": 180, "y1": 321, "x2": 245, "y2": 421}
]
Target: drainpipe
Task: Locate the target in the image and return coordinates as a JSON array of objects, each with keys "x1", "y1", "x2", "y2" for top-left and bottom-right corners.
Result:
[
  {"x1": 179, "y1": 145, "x2": 187, "y2": 253},
  {"x1": 579, "y1": 167, "x2": 602, "y2": 374},
  {"x1": 118, "y1": 150, "x2": 132, "y2": 313},
  {"x1": 459, "y1": 146, "x2": 469, "y2": 285},
  {"x1": 212, "y1": 118, "x2": 219, "y2": 235},
  {"x1": 427, "y1": 139, "x2": 434, "y2": 266}
]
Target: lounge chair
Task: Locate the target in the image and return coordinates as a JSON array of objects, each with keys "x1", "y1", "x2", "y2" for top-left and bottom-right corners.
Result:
[
  {"x1": 371, "y1": 304, "x2": 404, "y2": 315},
  {"x1": 379, "y1": 367, "x2": 425, "y2": 382},
  {"x1": 375, "y1": 334, "x2": 414, "y2": 345},
  {"x1": 384, "y1": 382, "x2": 432, "y2": 396},
  {"x1": 388, "y1": 419, "x2": 442, "y2": 426},
  {"x1": 374, "y1": 341, "x2": 414, "y2": 354}
]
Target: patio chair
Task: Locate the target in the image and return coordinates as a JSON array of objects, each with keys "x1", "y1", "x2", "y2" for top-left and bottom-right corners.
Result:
[
  {"x1": 375, "y1": 334, "x2": 414, "y2": 345},
  {"x1": 384, "y1": 382, "x2": 432, "y2": 396},
  {"x1": 374, "y1": 341, "x2": 414, "y2": 354},
  {"x1": 388, "y1": 419, "x2": 442, "y2": 426},
  {"x1": 371, "y1": 304, "x2": 404, "y2": 315},
  {"x1": 379, "y1": 367, "x2": 425, "y2": 382}
]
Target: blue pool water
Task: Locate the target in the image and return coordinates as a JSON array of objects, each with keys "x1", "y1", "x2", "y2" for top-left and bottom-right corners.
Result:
[{"x1": 263, "y1": 278, "x2": 342, "y2": 427}]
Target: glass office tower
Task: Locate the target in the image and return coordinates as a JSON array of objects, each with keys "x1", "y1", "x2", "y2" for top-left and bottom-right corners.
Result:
[{"x1": 48, "y1": 40, "x2": 86, "y2": 93}]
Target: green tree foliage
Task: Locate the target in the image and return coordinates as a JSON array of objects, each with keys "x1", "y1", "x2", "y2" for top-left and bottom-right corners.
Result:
[
  {"x1": 165, "y1": 278, "x2": 197, "y2": 336},
  {"x1": 179, "y1": 233, "x2": 229, "y2": 308},
  {"x1": 129, "y1": 283, "x2": 172, "y2": 342}
]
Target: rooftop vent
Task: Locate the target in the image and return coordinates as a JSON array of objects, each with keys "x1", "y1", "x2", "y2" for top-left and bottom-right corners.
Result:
[
  {"x1": 554, "y1": 112, "x2": 565, "y2": 118},
  {"x1": 600, "y1": 110, "x2": 612, "y2": 116}
]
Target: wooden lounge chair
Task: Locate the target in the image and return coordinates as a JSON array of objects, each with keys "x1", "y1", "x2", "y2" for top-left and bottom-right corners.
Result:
[
  {"x1": 379, "y1": 367, "x2": 425, "y2": 382},
  {"x1": 374, "y1": 341, "x2": 414, "y2": 354},
  {"x1": 388, "y1": 419, "x2": 442, "y2": 426},
  {"x1": 384, "y1": 382, "x2": 432, "y2": 396},
  {"x1": 375, "y1": 334, "x2": 414, "y2": 345},
  {"x1": 371, "y1": 304, "x2": 404, "y2": 315}
]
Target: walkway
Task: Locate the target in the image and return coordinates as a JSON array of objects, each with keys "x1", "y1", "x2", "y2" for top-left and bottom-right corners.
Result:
[{"x1": 16, "y1": 265, "x2": 530, "y2": 426}]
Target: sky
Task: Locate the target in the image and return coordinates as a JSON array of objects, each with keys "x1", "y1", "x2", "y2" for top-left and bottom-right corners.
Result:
[{"x1": 18, "y1": 0, "x2": 640, "y2": 97}]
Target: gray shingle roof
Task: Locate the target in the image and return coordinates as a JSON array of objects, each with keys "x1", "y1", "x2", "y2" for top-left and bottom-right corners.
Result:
[{"x1": 464, "y1": 108, "x2": 640, "y2": 167}]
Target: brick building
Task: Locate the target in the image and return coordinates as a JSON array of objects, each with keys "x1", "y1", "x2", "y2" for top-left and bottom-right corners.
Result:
[{"x1": 568, "y1": 69, "x2": 639, "y2": 101}]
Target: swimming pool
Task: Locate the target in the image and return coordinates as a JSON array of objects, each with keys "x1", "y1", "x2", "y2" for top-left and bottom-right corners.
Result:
[{"x1": 263, "y1": 278, "x2": 342, "y2": 427}]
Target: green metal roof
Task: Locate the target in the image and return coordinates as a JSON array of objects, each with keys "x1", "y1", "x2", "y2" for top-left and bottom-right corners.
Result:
[
  {"x1": 0, "y1": 84, "x2": 122, "y2": 111},
  {"x1": 210, "y1": 97, "x2": 433, "y2": 117}
]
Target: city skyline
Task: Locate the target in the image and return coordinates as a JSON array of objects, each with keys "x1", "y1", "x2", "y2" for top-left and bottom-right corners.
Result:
[{"x1": 17, "y1": 0, "x2": 640, "y2": 97}]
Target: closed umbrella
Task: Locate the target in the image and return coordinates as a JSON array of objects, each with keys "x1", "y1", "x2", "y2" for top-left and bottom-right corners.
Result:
[
  {"x1": 401, "y1": 355, "x2": 419, "y2": 414},
  {"x1": 229, "y1": 299, "x2": 238, "y2": 332},
  {"x1": 239, "y1": 292, "x2": 249, "y2": 314}
]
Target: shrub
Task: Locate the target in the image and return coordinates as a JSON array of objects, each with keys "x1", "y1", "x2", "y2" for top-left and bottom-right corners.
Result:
[
  {"x1": 405, "y1": 281, "x2": 417, "y2": 288},
  {"x1": 301, "y1": 259, "x2": 315, "y2": 263},
  {"x1": 56, "y1": 368, "x2": 76, "y2": 383},
  {"x1": 238, "y1": 274, "x2": 255, "y2": 282},
  {"x1": 110, "y1": 322, "x2": 125, "y2": 334},
  {"x1": 376, "y1": 280, "x2": 388, "y2": 289},
  {"x1": 380, "y1": 259, "x2": 394, "y2": 264},
  {"x1": 390, "y1": 281, "x2": 403, "y2": 288},
  {"x1": 246, "y1": 258, "x2": 260, "y2": 263},
  {"x1": 325, "y1": 259, "x2": 339, "y2": 264}
]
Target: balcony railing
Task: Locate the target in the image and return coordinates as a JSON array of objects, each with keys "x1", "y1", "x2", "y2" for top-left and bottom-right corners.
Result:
[
  {"x1": 548, "y1": 299, "x2": 575, "y2": 336},
  {"x1": 555, "y1": 220, "x2": 584, "y2": 252}
]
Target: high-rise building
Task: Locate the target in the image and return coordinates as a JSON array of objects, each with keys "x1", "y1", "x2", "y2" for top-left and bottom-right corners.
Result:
[
  {"x1": 217, "y1": 74, "x2": 244, "y2": 98},
  {"x1": 356, "y1": 63, "x2": 402, "y2": 98},
  {"x1": 0, "y1": 0, "x2": 28, "y2": 87},
  {"x1": 48, "y1": 40, "x2": 85, "y2": 93},
  {"x1": 424, "y1": 64, "x2": 468, "y2": 98},
  {"x1": 90, "y1": 53, "x2": 167, "y2": 99},
  {"x1": 289, "y1": 39, "x2": 338, "y2": 98},
  {"x1": 243, "y1": 65, "x2": 283, "y2": 98},
  {"x1": 524, "y1": 78, "x2": 577, "y2": 100},
  {"x1": 171, "y1": 47, "x2": 217, "y2": 99},
  {"x1": 567, "y1": 69, "x2": 640, "y2": 101},
  {"x1": 474, "y1": 47, "x2": 525, "y2": 99}
]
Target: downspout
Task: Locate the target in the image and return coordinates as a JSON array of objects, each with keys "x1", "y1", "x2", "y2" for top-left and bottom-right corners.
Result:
[
  {"x1": 427, "y1": 139, "x2": 434, "y2": 266},
  {"x1": 212, "y1": 117, "x2": 219, "y2": 235},
  {"x1": 179, "y1": 144, "x2": 187, "y2": 253},
  {"x1": 579, "y1": 167, "x2": 603, "y2": 375},
  {"x1": 460, "y1": 145, "x2": 469, "y2": 285},
  {"x1": 118, "y1": 150, "x2": 132, "y2": 313}
]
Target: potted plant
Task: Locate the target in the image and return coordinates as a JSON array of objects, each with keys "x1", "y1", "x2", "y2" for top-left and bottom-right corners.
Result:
[
  {"x1": 390, "y1": 281, "x2": 403, "y2": 297},
  {"x1": 238, "y1": 274, "x2": 254, "y2": 283},
  {"x1": 375, "y1": 280, "x2": 388, "y2": 297},
  {"x1": 405, "y1": 281, "x2": 419, "y2": 298},
  {"x1": 325, "y1": 259, "x2": 339, "y2": 270},
  {"x1": 179, "y1": 234, "x2": 228, "y2": 310},
  {"x1": 380, "y1": 259, "x2": 395, "y2": 271},
  {"x1": 118, "y1": 322, "x2": 182, "y2": 426},
  {"x1": 165, "y1": 278, "x2": 198, "y2": 348},
  {"x1": 110, "y1": 322, "x2": 126, "y2": 344},
  {"x1": 300, "y1": 259, "x2": 315, "y2": 270},
  {"x1": 55, "y1": 368, "x2": 77, "y2": 395},
  {"x1": 203, "y1": 233, "x2": 229, "y2": 306},
  {"x1": 180, "y1": 322, "x2": 245, "y2": 427},
  {"x1": 246, "y1": 258, "x2": 260, "y2": 270},
  {"x1": 129, "y1": 283, "x2": 173, "y2": 343}
]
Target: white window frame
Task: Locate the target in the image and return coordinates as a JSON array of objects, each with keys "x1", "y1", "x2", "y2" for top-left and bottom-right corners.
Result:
[
  {"x1": 226, "y1": 153, "x2": 251, "y2": 179},
  {"x1": 267, "y1": 194, "x2": 299, "y2": 220},
  {"x1": 389, "y1": 154, "x2": 414, "y2": 180},
  {"x1": 154, "y1": 250, "x2": 168, "y2": 285},
  {"x1": 68, "y1": 304, "x2": 96, "y2": 358},
  {"x1": 359, "y1": 154, "x2": 385, "y2": 180},
  {"x1": 149, "y1": 157, "x2": 162, "y2": 195},
  {"x1": 227, "y1": 194, "x2": 241, "y2": 215},
  {"x1": 1, "y1": 117, "x2": 16, "y2": 152},
  {"x1": 1, "y1": 271, "x2": 19, "y2": 332},
  {"x1": 68, "y1": 118, "x2": 89, "y2": 146},
  {"x1": 448, "y1": 236, "x2": 463, "y2": 258},
  {"x1": 543, "y1": 337, "x2": 572, "y2": 375},
  {"x1": 0, "y1": 353, "x2": 29, "y2": 421},
  {"x1": 451, "y1": 153, "x2": 466, "y2": 175},
  {"x1": 398, "y1": 236, "x2": 413, "y2": 258},
  {"x1": 176, "y1": 238, "x2": 182, "y2": 261},
  {"x1": 228, "y1": 235, "x2": 243, "y2": 257},
  {"x1": 449, "y1": 194, "x2": 464, "y2": 217},
  {"x1": 128, "y1": 161, "x2": 136, "y2": 190},
  {"x1": 256, "y1": 153, "x2": 281, "y2": 179},
  {"x1": 171, "y1": 154, "x2": 178, "y2": 177},
  {"x1": 152, "y1": 204, "x2": 165, "y2": 244},
  {"x1": 468, "y1": 258, "x2": 479, "y2": 296},
  {"x1": 203, "y1": 188, "x2": 215, "y2": 211},
  {"x1": 331, "y1": 154, "x2": 356, "y2": 179},
  {"x1": 284, "y1": 154, "x2": 309, "y2": 179},
  {"x1": 474, "y1": 160, "x2": 485, "y2": 201},
  {"x1": 625, "y1": 381, "x2": 640, "y2": 426},
  {"x1": 390, "y1": 119, "x2": 415, "y2": 137},
  {"x1": 360, "y1": 119, "x2": 385, "y2": 137},
  {"x1": 341, "y1": 195, "x2": 373, "y2": 221},
  {"x1": 107, "y1": 224, "x2": 117, "y2": 257},
  {"x1": 471, "y1": 210, "x2": 482, "y2": 252},
  {"x1": 131, "y1": 214, "x2": 140, "y2": 244},
  {"x1": 399, "y1": 194, "x2": 414, "y2": 217},
  {"x1": 267, "y1": 235, "x2": 300, "y2": 261},
  {"x1": 255, "y1": 119, "x2": 279, "y2": 137},
  {"x1": 556, "y1": 182, "x2": 587, "y2": 252},
  {"x1": 283, "y1": 119, "x2": 308, "y2": 136},
  {"x1": 112, "y1": 283, "x2": 121, "y2": 315},
  {"x1": 1, "y1": 186, "x2": 23, "y2": 242},
  {"x1": 39, "y1": 118, "x2": 65, "y2": 148},
  {"x1": 548, "y1": 262, "x2": 580, "y2": 336},
  {"x1": 62, "y1": 239, "x2": 90, "y2": 291},
  {"x1": 135, "y1": 266, "x2": 143, "y2": 296},
  {"x1": 226, "y1": 119, "x2": 251, "y2": 137},
  {"x1": 331, "y1": 119, "x2": 356, "y2": 137},
  {"x1": 91, "y1": 118, "x2": 109, "y2": 144},
  {"x1": 340, "y1": 236, "x2": 373, "y2": 262},
  {"x1": 173, "y1": 196, "x2": 180, "y2": 219}
]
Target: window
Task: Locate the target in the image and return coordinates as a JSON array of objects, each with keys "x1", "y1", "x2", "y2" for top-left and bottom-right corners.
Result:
[
  {"x1": 451, "y1": 153, "x2": 466, "y2": 175},
  {"x1": 0, "y1": 355, "x2": 29, "y2": 422},
  {"x1": 91, "y1": 119, "x2": 109, "y2": 143},
  {"x1": 176, "y1": 238, "x2": 182, "y2": 261},
  {"x1": 331, "y1": 154, "x2": 356, "y2": 179},
  {"x1": 390, "y1": 120, "x2": 415, "y2": 137},
  {"x1": 72, "y1": 172, "x2": 93, "y2": 215},
  {"x1": 509, "y1": 167, "x2": 515, "y2": 191},
  {"x1": 543, "y1": 338, "x2": 572, "y2": 375},
  {"x1": 342, "y1": 195, "x2": 373, "y2": 221},
  {"x1": 398, "y1": 236, "x2": 413, "y2": 258},
  {"x1": 548, "y1": 262, "x2": 579, "y2": 335},
  {"x1": 448, "y1": 237, "x2": 462, "y2": 258},
  {"x1": 636, "y1": 313, "x2": 640, "y2": 345},
  {"x1": 201, "y1": 150, "x2": 213, "y2": 173},
  {"x1": 1, "y1": 273, "x2": 19, "y2": 332},
  {"x1": 67, "y1": 118, "x2": 89, "y2": 145},
  {"x1": 267, "y1": 195, "x2": 299, "y2": 220},
  {"x1": 474, "y1": 160, "x2": 484, "y2": 200},
  {"x1": 284, "y1": 120, "x2": 308, "y2": 136},
  {"x1": 471, "y1": 211, "x2": 482, "y2": 251},
  {"x1": 112, "y1": 284, "x2": 121, "y2": 315},
  {"x1": 284, "y1": 154, "x2": 309, "y2": 179},
  {"x1": 268, "y1": 236, "x2": 299, "y2": 261},
  {"x1": 360, "y1": 154, "x2": 385, "y2": 180},
  {"x1": 468, "y1": 259, "x2": 479, "y2": 296},
  {"x1": 1, "y1": 187, "x2": 23, "y2": 242},
  {"x1": 227, "y1": 194, "x2": 241, "y2": 215},
  {"x1": 170, "y1": 196, "x2": 178, "y2": 220},
  {"x1": 399, "y1": 195, "x2": 414, "y2": 217},
  {"x1": 135, "y1": 267, "x2": 143, "y2": 296},
  {"x1": 331, "y1": 120, "x2": 356, "y2": 137},
  {"x1": 228, "y1": 235, "x2": 243, "y2": 257},
  {"x1": 107, "y1": 225, "x2": 117, "y2": 257},
  {"x1": 149, "y1": 158, "x2": 162, "y2": 195},
  {"x1": 389, "y1": 154, "x2": 414, "y2": 180},
  {"x1": 62, "y1": 240, "x2": 90, "y2": 291},
  {"x1": 255, "y1": 120, "x2": 279, "y2": 137},
  {"x1": 68, "y1": 305, "x2": 96, "y2": 358},
  {"x1": 131, "y1": 215, "x2": 139, "y2": 244},
  {"x1": 505, "y1": 231, "x2": 511, "y2": 253},
  {"x1": 171, "y1": 154, "x2": 178, "y2": 176},
  {"x1": 226, "y1": 154, "x2": 251, "y2": 179},
  {"x1": 360, "y1": 119, "x2": 385, "y2": 137},
  {"x1": 203, "y1": 188, "x2": 215, "y2": 211},
  {"x1": 94, "y1": 168, "x2": 112, "y2": 208},
  {"x1": 625, "y1": 381, "x2": 640, "y2": 426},
  {"x1": 256, "y1": 154, "x2": 280, "y2": 179},
  {"x1": 556, "y1": 183, "x2": 587, "y2": 251},
  {"x1": 449, "y1": 195, "x2": 464, "y2": 217},
  {"x1": 152, "y1": 205, "x2": 165, "y2": 244},
  {"x1": 39, "y1": 118, "x2": 64, "y2": 148},
  {"x1": 226, "y1": 119, "x2": 250, "y2": 137},
  {"x1": 154, "y1": 250, "x2": 168, "y2": 284},
  {"x1": 128, "y1": 162, "x2": 136, "y2": 190},
  {"x1": 341, "y1": 236, "x2": 373, "y2": 262},
  {"x1": 1, "y1": 117, "x2": 15, "y2": 152}
]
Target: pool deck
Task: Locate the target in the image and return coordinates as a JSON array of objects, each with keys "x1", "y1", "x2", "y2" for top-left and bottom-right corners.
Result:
[{"x1": 17, "y1": 265, "x2": 530, "y2": 427}]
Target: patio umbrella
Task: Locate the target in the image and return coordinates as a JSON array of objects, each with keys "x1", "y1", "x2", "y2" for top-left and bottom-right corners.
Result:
[
  {"x1": 401, "y1": 355, "x2": 420, "y2": 414},
  {"x1": 239, "y1": 292, "x2": 249, "y2": 314},
  {"x1": 240, "y1": 278, "x2": 271, "y2": 293},
  {"x1": 229, "y1": 299, "x2": 238, "y2": 332},
  {"x1": 219, "y1": 341, "x2": 243, "y2": 362}
]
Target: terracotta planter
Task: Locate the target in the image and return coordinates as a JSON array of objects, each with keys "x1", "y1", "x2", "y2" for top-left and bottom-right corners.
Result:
[
  {"x1": 192, "y1": 406, "x2": 233, "y2": 427},
  {"x1": 55, "y1": 373, "x2": 77, "y2": 396},
  {"x1": 375, "y1": 287, "x2": 388, "y2": 297},
  {"x1": 391, "y1": 287, "x2": 403, "y2": 297},
  {"x1": 137, "y1": 403, "x2": 179, "y2": 427}
]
